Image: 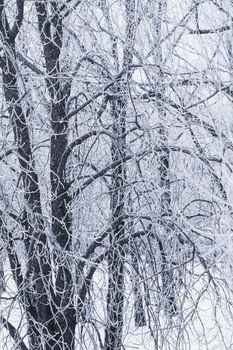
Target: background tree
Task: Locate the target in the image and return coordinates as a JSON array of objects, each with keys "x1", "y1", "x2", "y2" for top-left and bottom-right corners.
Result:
[{"x1": 0, "y1": 1, "x2": 233, "y2": 350}]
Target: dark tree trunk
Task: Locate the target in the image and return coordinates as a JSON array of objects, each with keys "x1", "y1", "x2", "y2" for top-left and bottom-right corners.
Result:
[
  {"x1": 0, "y1": 35, "x2": 56, "y2": 350},
  {"x1": 0, "y1": 1, "x2": 75, "y2": 347},
  {"x1": 35, "y1": 2, "x2": 76, "y2": 348}
]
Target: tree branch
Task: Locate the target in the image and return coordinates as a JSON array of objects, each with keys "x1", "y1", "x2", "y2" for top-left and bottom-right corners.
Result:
[
  {"x1": 16, "y1": 52, "x2": 44, "y2": 75},
  {"x1": 66, "y1": 69, "x2": 127, "y2": 119},
  {"x1": 77, "y1": 223, "x2": 153, "y2": 315},
  {"x1": 11, "y1": 0, "x2": 24, "y2": 39},
  {"x1": 0, "y1": 317, "x2": 28, "y2": 350},
  {"x1": 59, "y1": 126, "x2": 137, "y2": 175},
  {"x1": 186, "y1": 24, "x2": 230, "y2": 35}
]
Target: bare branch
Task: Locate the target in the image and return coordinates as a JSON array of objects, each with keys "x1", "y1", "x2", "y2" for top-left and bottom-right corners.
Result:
[
  {"x1": 0, "y1": 317, "x2": 28, "y2": 350},
  {"x1": 187, "y1": 24, "x2": 230, "y2": 34}
]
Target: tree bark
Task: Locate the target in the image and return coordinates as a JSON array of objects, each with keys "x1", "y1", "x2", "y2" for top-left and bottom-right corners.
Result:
[
  {"x1": 0, "y1": 19, "x2": 56, "y2": 350},
  {"x1": 104, "y1": 98, "x2": 126, "y2": 350},
  {"x1": 35, "y1": 2, "x2": 76, "y2": 348},
  {"x1": 104, "y1": 2, "x2": 137, "y2": 348}
]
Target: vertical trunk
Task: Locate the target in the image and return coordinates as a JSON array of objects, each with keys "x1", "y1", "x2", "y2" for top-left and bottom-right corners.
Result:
[
  {"x1": 35, "y1": 2, "x2": 76, "y2": 348},
  {"x1": 158, "y1": 122, "x2": 177, "y2": 316},
  {"x1": 130, "y1": 245, "x2": 146, "y2": 327},
  {"x1": 105, "y1": 2, "x2": 137, "y2": 348},
  {"x1": 128, "y1": 194, "x2": 146, "y2": 327},
  {"x1": 104, "y1": 98, "x2": 126, "y2": 350},
  {"x1": 0, "y1": 32, "x2": 56, "y2": 349},
  {"x1": 50, "y1": 95, "x2": 75, "y2": 350},
  {"x1": 149, "y1": 0, "x2": 177, "y2": 316}
]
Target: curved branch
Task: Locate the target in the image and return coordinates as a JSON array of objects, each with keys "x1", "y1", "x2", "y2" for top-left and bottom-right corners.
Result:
[
  {"x1": 59, "y1": 126, "x2": 138, "y2": 175},
  {"x1": 72, "y1": 144, "x2": 223, "y2": 196},
  {"x1": 74, "y1": 152, "x2": 135, "y2": 196},
  {"x1": 58, "y1": 130, "x2": 99, "y2": 176},
  {"x1": 66, "y1": 69, "x2": 127, "y2": 120},
  {"x1": 77, "y1": 223, "x2": 153, "y2": 315},
  {"x1": 16, "y1": 52, "x2": 44, "y2": 75}
]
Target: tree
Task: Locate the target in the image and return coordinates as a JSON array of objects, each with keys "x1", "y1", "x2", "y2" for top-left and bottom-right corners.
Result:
[{"x1": 0, "y1": 0, "x2": 233, "y2": 349}]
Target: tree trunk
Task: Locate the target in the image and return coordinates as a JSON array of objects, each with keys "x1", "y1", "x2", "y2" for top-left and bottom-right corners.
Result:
[
  {"x1": 35, "y1": 2, "x2": 76, "y2": 348},
  {"x1": 130, "y1": 245, "x2": 146, "y2": 327},
  {"x1": 104, "y1": 98, "x2": 126, "y2": 350},
  {"x1": 105, "y1": 2, "x2": 137, "y2": 348},
  {"x1": 0, "y1": 34, "x2": 56, "y2": 350}
]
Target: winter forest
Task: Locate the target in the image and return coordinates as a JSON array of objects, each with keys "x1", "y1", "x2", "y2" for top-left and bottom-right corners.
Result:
[{"x1": 1, "y1": 0, "x2": 233, "y2": 349}]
